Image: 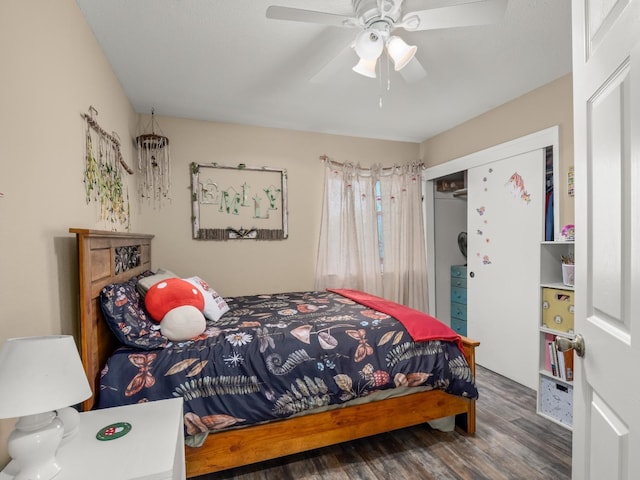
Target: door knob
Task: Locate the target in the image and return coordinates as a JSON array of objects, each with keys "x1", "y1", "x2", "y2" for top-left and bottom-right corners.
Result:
[{"x1": 556, "y1": 333, "x2": 585, "y2": 358}]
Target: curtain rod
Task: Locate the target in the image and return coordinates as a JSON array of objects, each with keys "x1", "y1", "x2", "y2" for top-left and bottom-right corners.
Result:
[{"x1": 319, "y1": 155, "x2": 424, "y2": 171}]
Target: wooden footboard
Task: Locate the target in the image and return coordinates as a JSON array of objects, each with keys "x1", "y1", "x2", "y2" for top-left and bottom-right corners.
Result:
[
  {"x1": 185, "y1": 336, "x2": 479, "y2": 478},
  {"x1": 70, "y1": 228, "x2": 480, "y2": 479}
]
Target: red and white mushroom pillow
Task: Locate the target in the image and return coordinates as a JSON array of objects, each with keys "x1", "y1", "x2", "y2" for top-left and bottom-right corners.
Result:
[
  {"x1": 143, "y1": 274, "x2": 230, "y2": 342},
  {"x1": 145, "y1": 278, "x2": 206, "y2": 342}
]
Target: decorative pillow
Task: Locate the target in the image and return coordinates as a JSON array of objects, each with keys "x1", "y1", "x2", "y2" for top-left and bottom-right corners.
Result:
[
  {"x1": 183, "y1": 276, "x2": 230, "y2": 321},
  {"x1": 144, "y1": 278, "x2": 207, "y2": 342},
  {"x1": 100, "y1": 278, "x2": 169, "y2": 350},
  {"x1": 144, "y1": 278, "x2": 205, "y2": 322},
  {"x1": 160, "y1": 305, "x2": 206, "y2": 342},
  {"x1": 136, "y1": 268, "x2": 178, "y2": 296}
]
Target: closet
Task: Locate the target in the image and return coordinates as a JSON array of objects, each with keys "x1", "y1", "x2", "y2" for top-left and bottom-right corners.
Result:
[
  {"x1": 424, "y1": 127, "x2": 559, "y2": 391},
  {"x1": 432, "y1": 175, "x2": 467, "y2": 324}
]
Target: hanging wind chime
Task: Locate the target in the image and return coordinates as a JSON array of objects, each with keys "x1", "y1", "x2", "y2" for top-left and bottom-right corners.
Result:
[{"x1": 135, "y1": 109, "x2": 171, "y2": 207}]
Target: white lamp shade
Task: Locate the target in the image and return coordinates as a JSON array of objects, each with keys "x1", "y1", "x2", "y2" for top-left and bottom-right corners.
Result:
[
  {"x1": 386, "y1": 36, "x2": 417, "y2": 71},
  {"x1": 352, "y1": 58, "x2": 378, "y2": 78},
  {"x1": 0, "y1": 336, "x2": 92, "y2": 419},
  {"x1": 354, "y1": 29, "x2": 384, "y2": 61}
]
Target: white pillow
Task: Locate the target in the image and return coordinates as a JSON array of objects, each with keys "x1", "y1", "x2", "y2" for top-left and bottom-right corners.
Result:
[
  {"x1": 137, "y1": 268, "x2": 178, "y2": 295},
  {"x1": 183, "y1": 276, "x2": 230, "y2": 321}
]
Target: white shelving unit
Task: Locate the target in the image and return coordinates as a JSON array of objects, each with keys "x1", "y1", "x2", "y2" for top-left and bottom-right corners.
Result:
[{"x1": 537, "y1": 241, "x2": 575, "y2": 429}]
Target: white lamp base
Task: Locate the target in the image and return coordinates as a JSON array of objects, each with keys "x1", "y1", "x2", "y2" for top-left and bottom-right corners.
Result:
[
  {"x1": 8, "y1": 412, "x2": 63, "y2": 480},
  {"x1": 56, "y1": 407, "x2": 81, "y2": 443}
]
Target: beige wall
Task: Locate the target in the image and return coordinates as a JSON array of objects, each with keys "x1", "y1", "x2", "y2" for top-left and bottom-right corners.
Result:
[
  {"x1": 0, "y1": 0, "x2": 136, "y2": 467},
  {"x1": 137, "y1": 117, "x2": 419, "y2": 296},
  {"x1": 420, "y1": 74, "x2": 575, "y2": 227}
]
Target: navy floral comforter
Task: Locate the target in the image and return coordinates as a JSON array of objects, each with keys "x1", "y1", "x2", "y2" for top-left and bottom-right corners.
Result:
[{"x1": 97, "y1": 290, "x2": 478, "y2": 443}]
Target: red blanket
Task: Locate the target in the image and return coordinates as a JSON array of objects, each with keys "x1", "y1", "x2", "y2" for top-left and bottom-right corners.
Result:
[{"x1": 328, "y1": 288, "x2": 465, "y2": 353}]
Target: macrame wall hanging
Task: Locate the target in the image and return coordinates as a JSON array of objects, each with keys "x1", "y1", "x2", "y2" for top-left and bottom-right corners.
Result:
[
  {"x1": 135, "y1": 110, "x2": 171, "y2": 208},
  {"x1": 81, "y1": 106, "x2": 132, "y2": 229}
]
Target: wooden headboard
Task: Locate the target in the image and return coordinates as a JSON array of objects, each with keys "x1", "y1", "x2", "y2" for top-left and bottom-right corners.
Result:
[{"x1": 69, "y1": 228, "x2": 154, "y2": 411}]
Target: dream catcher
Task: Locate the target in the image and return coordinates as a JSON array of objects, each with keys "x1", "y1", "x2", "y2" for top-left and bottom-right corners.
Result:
[{"x1": 135, "y1": 109, "x2": 171, "y2": 208}]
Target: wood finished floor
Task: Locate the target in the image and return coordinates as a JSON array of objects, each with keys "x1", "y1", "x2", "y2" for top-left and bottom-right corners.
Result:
[{"x1": 194, "y1": 366, "x2": 572, "y2": 480}]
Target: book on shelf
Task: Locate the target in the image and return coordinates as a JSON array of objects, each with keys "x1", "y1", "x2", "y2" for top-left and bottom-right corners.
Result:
[
  {"x1": 548, "y1": 341, "x2": 558, "y2": 377},
  {"x1": 545, "y1": 334, "x2": 573, "y2": 381},
  {"x1": 557, "y1": 346, "x2": 567, "y2": 381},
  {"x1": 562, "y1": 348, "x2": 574, "y2": 381}
]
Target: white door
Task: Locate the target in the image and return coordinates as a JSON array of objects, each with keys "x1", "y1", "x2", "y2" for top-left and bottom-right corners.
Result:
[
  {"x1": 571, "y1": 1, "x2": 640, "y2": 478},
  {"x1": 466, "y1": 149, "x2": 544, "y2": 390}
]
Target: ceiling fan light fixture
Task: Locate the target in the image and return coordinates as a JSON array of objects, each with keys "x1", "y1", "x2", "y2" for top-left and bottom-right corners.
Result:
[
  {"x1": 386, "y1": 35, "x2": 417, "y2": 71},
  {"x1": 352, "y1": 58, "x2": 378, "y2": 78},
  {"x1": 354, "y1": 29, "x2": 384, "y2": 61}
]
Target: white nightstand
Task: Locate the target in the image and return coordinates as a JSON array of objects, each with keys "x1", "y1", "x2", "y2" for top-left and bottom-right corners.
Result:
[{"x1": 1, "y1": 398, "x2": 185, "y2": 480}]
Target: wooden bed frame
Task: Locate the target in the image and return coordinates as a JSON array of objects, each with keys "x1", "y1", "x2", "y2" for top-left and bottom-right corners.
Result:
[{"x1": 70, "y1": 228, "x2": 480, "y2": 478}]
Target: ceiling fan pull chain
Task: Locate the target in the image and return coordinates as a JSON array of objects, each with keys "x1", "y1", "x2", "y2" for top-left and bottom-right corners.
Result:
[
  {"x1": 378, "y1": 60, "x2": 383, "y2": 108},
  {"x1": 386, "y1": 54, "x2": 391, "y2": 91}
]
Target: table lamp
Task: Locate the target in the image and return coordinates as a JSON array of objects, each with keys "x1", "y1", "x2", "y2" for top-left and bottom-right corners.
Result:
[{"x1": 0, "y1": 335, "x2": 92, "y2": 480}]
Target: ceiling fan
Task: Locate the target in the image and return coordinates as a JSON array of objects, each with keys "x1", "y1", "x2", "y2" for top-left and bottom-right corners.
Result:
[{"x1": 266, "y1": 0, "x2": 508, "y2": 81}]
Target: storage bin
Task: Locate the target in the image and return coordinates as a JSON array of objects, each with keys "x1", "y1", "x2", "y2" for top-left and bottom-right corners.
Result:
[
  {"x1": 542, "y1": 288, "x2": 574, "y2": 333},
  {"x1": 539, "y1": 376, "x2": 573, "y2": 426}
]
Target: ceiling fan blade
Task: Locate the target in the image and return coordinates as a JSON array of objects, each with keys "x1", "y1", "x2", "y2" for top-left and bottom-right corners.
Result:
[
  {"x1": 266, "y1": 5, "x2": 360, "y2": 28},
  {"x1": 309, "y1": 42, "x2": 356, "y2": 84},
  {"x1": 401, "y1": 0, "x2": 507, "y2": 31},
  {"x1": 261, "y1": 27, "x2": 355, "y2": 89},
  {"x1": 398, "y1": 57, "x2": 428, "y2": 83}
]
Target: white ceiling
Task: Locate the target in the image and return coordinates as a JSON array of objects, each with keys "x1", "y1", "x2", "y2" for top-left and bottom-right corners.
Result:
[{"x1": 76, "y1": 0, "x2": 572, "y2": 143}]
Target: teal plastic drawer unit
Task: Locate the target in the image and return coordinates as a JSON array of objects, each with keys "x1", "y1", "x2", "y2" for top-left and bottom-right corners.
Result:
[{"x1": 450, "y1": 265, "x2": 467, "y2": 336}]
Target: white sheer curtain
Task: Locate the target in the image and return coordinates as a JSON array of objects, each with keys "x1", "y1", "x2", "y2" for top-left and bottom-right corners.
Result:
[
  {"x1": 315, "y1": 160, "x2": 429, "y2": 312},
  {"x1": 315, "y1": 162, "x2": 382, "y2": 295}
]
